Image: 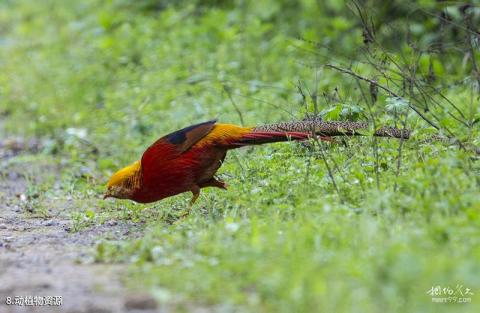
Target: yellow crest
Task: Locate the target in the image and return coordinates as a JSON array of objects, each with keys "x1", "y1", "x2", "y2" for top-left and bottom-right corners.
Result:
[{"x1": 107, "y1": 160, "x2": 141, "y2": 188}]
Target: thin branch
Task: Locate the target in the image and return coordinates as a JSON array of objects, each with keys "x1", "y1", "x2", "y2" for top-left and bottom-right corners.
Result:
[
  {"x1": 313, "y1": 135, "x2": 341, "y2": 200},
  {"x1": 325, "y1": 63, "x2": 441, "y2": 130},
  {"x1": 355, "y1": 79, "x2": 380, "y2": 190},
  {"x1": 223, "y1": 85, "x2": 245, "y2": 126}
]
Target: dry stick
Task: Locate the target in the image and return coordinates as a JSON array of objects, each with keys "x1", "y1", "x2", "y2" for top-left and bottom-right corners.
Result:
[
  {"x1": 326, "y1": 64, "x2": 474, "y2": 154},
  {"x1": 394, "y1": 65, "x2": 416, "y2": 192},
  {"x1": 313, "y1": 69, "x2": 320, "y2": 115},
  {"x1": 220, "y1": 88, "x2": 296, "y2": 118},
  {"x1": 310, "y1": 68, "x2": 349, "y2": 184},
  {"x1": 398, "y1": 49, "x2": 468, "y2": 124},
  {"x1": 369, "y1": 58, "x2": 465, "y2": 128},
  {"x1": 325, "y1": 64, "x2": 440, "y2": 130},
  {"x1": 297, "y1": 82, "x2": 316, "y2": 189},
  {"x1": 299, "y1": 81, "x2": 342, "y2": 199},
  {"x1": 361, "y1": 44, "x2": 468, "y2": 141},
  {"x1": 336, "y1": 63, "x2": 480, "y2": 157},
  {"x1": 350, "y1": 0, "x2": 381, "y2": 192},
  {"x1": 412, "y1": 81, "x2": 469, "y2": 127},
  {"x1": 296, "y1": 80, "x2": 308, "y2": 110},
  {"x1": 313, "y1": 133, "x2": 341, "y2": 200},
  {"x1": 387, "y1": 52, "x2": 467, "y2": 127},
  {"x1": 303, "y1": 151, "x2": 313, "y2": 187},
  {"x1": 318, "y1": 134, "x2": 349, "y2": 185},
  {"x1": 414, "y1": 79, "x2": 467, "y2": 120},
  {"x1": 340, "y1": 4, "x2": 477, "y2": 158},
  {"x1": 223, "y1": 85, "x2": 245, "y2": 126},
  {"x1": 299, "y1": 82, "x2": 342, "y2": 199},
  {"x1": 369, "y1": 56, "x2": 468, "y2": 130},
  {"x1": 394, "y1": 111, "x2": 409, "y2": 192},
  {"x1": 389, "y1": 49, "x2": 468, "y2": 125},
  {"x1": 350, "y1": 0, "x2": 467, "y2": 123},
  {"x1": 361, "y1": 39, "x2": 411, "y2": 191},
  {"x1": 355, "y1": 79, "x2": 381, "y2": 190},
  {"x1": 355, "y1": 15, "x2": 465, "y2": 128},
  {"x1": 319, "y1": 124, "x2": 349, "y2": 183}
]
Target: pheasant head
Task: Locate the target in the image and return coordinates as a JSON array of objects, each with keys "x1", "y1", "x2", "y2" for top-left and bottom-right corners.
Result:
[{"x1": 104, "y1": 160, "x2": 142, "y2": 200}]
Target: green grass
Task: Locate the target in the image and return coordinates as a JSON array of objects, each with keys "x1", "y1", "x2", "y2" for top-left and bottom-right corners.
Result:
[
  {"x1": 94, "y1": 144, "x2": 480, "y2": 313},
  {"x1": 1, "y1": 1, "x2": 479, "y2": 312}
]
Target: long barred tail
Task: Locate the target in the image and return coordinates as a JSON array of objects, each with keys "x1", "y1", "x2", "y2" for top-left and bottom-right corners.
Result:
[
  {"x1": 233, "y1": 120, "x2": 410, "y2": 146},
  {"x1": 237, "y1": 130, "x2": 332, "y2": 146},
  {"x1": 253, "y1": 121, "x2": 410, "y2": 139}
]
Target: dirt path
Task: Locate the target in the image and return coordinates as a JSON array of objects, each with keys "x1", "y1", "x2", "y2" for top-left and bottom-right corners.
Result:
[{"x1": 0, "y1": 143, "x2": 159, "y2": 313}]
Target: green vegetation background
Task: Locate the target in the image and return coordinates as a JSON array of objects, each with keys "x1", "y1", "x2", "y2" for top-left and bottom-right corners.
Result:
[{"x1": 1, "y1": 0, "x2": 479, "y2": 312}]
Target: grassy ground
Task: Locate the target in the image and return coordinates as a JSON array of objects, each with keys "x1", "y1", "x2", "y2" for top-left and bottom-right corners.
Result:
[{"x1": 1, "y1": 1, "x2": 479, "y2": 312}]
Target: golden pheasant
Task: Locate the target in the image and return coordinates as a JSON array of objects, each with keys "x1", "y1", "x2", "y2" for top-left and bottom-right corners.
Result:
[{"x1": 104, "y1": 120, "x2": 409, "y2": 205}]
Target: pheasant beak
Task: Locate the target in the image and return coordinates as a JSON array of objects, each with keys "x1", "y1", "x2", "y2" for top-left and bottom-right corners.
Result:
[{"x1": 103, "y1": 188, "x2": 111, "y2": 200}]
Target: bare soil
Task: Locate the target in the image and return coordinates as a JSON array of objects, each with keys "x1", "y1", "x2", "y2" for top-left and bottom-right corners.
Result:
[{"x1": 0, "y1": 141, "x2": 159, "y2": 313}]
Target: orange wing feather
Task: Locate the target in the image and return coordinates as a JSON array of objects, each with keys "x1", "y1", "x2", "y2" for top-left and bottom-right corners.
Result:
[{"x1": 194, "y1": 123, "x2": 253, "y2": 148}]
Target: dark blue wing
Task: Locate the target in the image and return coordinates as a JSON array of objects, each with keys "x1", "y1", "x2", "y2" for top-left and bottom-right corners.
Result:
[{"x1": 165, "y1": 120, "x2": 217, "y2": 146}]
